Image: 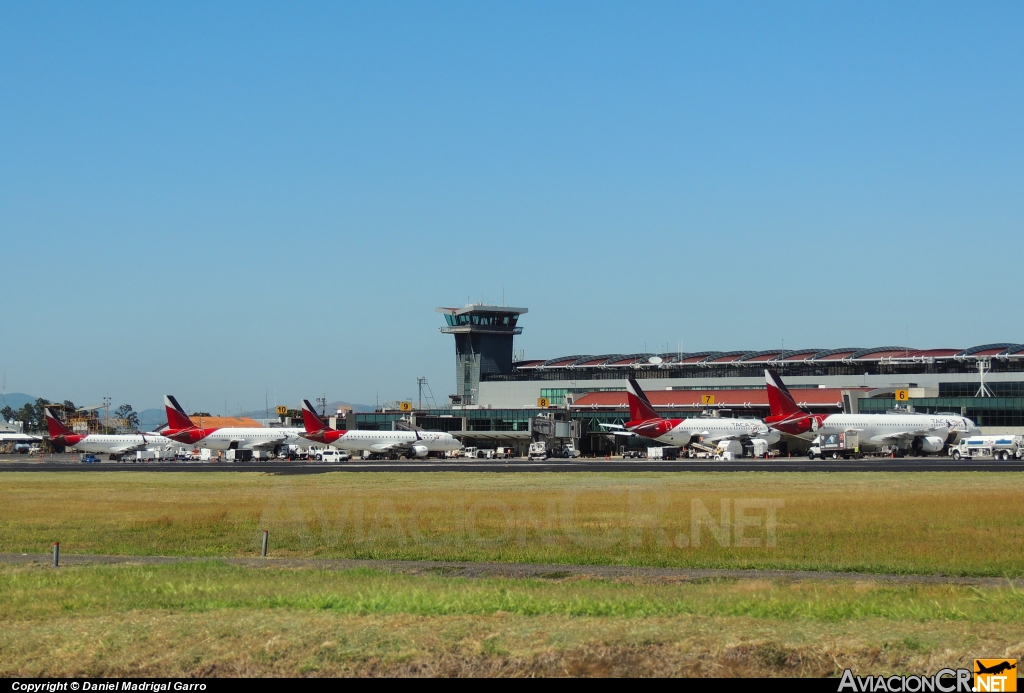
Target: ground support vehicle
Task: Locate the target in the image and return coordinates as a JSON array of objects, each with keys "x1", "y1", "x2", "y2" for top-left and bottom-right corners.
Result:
[
  {"x1": 225, "y1": 449, "x2": 252, "y2": 462},
  {"x1": 528, "y1": 442, "x2": 549, "y2": 460},
  {"x1": 316, "y1": 448, "x2": 351, "y2": 462},
  {"x1": 808, "y1": 433, "x2": 864, "y2": 460},
  {"x1": 647, "y1": 446, "x2": 681, "y2": 460},
  {"x1": 494, "y1": 447, "x2": 513, "y2": 459},
  {"x1": 714, "y1": 440, "x2": 743, "y2": 461},
  {"x1": 949, "y1": 435, "x2": 1023, "y2": 461},
  {"x1": 82, "y1": 453, "x2": 100, "y2": 464}
]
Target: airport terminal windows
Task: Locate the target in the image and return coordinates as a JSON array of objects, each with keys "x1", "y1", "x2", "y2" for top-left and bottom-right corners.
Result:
[
  {"x1": 860, "y1": 397, "x2": 1024, "y2": 427},
  {"x1": 939, "y1": 382, "x2": 1024, "y2": 397},
  {"x1": 540, "y1": 387, "x2": 626, "y2": 405},
  {"x1": 443, "y1": 313, "x2": 518, "y2": 328}
]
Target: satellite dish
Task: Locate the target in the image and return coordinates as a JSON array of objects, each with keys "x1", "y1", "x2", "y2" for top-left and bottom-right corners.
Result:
[{"x1": 648, "y1": 356, "x2": 663, "y2": 365}]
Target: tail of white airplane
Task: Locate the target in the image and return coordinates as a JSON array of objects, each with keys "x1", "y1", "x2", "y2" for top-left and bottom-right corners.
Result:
[
  {"x1": 44, "y1": 407, "x2": 74, "y2": 438},
  {"x1": 764, "y1": 369, "x2": 805, "y2": 420},
  {"x1": 164, "y1": 395, "x2": 196, "y2": 431},
  {"x1": 626, "y1": 378, "x2": 661, "y2": 422},
  {"x1": 301, "y1": 399, "x2": 328, "y2": 434}
]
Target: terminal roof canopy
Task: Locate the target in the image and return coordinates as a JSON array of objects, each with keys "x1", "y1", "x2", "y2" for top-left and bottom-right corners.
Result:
[{"x1": 511, "y1": 344, "x2": 1024, "y2": 371}]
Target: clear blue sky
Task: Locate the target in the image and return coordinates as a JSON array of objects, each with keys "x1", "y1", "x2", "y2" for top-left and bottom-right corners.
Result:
[{"x1": 2, "y1": 2, "x2": 1022, "y2": 413}]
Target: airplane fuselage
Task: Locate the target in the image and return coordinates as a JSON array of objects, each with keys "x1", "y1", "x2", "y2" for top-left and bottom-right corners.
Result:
[
  {"x1": 165, "y1": 427, "x2": 307, "y2": 451},
  {"x1": 769, "y1": 412, "x2": 980, "y2": 450},
  {"x1": 305, "y1": 429, "x2": 462, "y2": 455},
  {"x1": 53, "y1": 433, "x2": 179, "y2": 455},
  {"x1": 626, "y1": 417, "x2": 781, "y2": 447}
]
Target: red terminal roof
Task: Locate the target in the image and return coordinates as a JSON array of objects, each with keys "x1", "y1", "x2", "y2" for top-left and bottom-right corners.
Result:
[
  {"x1": 779, "y1": 350, "x2": 821, "y2": 361},
  {"x1": 575, "y1": 357, "x2": 612, "y2": 367},
  {"x1": 708, "y1": 353, "x2": 747, "y2": 363},
  {"x1": 817, "y1": 351, "x2": 856, "y2": 361},
  {"x1": 742, "y1": 352, "x2": 781, "y2": 362},
  {"x1": 853, "y1": 349, "x2": 911, "y2": 361}
]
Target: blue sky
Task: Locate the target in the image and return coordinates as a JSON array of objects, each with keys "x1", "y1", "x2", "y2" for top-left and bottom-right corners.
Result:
[{"x1": 2, "y1": 2, "x2": 1022, "y2": 412}]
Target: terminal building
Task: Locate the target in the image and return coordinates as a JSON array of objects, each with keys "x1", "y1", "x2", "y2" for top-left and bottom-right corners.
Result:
[{"x1": 350, "y1": 304, "x2": 1024, "y2": 455}]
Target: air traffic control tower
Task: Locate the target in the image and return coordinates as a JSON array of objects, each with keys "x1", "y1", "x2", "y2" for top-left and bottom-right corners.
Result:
[{"x1": 437, "y1": 304, "x2": 527, "y2": 405}]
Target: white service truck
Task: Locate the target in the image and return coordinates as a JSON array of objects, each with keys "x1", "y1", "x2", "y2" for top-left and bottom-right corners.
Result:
[
  {"x1": 528, "y1": 441, "x2": 549, "y2": 460},
  {"x1": 949, "y1": 435, "x2": 1023, "y2": 460},
  {"x1": 647, "y1": 446, "x2": 680, "y2": 460}
]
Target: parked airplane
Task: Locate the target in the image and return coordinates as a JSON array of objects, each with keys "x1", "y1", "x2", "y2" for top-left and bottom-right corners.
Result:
[
  {"x1": 764, "y1": 369, "x2": 980, "y2": 455},
  {"x1": 299, "y1": 399, "x2": 462, "y2": 458},
  {"x1": 44, "y1": 407, "x2": 179, "y2": 459},
  {"x1": 161, "y1": 395, "x2": 306, "y2": 450},
  {"x1": 602, "y1": 378, "x2": 781, "y2": 449}
]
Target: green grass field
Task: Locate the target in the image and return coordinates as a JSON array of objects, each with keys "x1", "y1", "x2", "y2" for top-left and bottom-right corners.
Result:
[
  {"x1": 2, "y1": 471, "x2": 1022, "y2": 676},
  {"x1": 2, "y1": 561, "x2": 1022, "y2": 677},
  {"x1": 2, "y1": 471, "x2": 1023, "y2": 575}
]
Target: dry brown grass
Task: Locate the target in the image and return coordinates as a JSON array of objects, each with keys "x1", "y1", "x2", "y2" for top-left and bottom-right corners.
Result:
[
  {"x1": 1, "y1": 471, "x2": 1022, "y2": 575},
  {"x1": 3, "y1": 609, "x2": 1021, "y2": 677}
]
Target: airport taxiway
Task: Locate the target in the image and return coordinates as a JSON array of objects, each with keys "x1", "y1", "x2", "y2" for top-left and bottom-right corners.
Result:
[{"x1": 2, "y1": 455, "x2": 1023, "y2": 473}]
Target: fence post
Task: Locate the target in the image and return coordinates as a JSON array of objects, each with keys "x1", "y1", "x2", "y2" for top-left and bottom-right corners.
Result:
[
  {"x1": 261, "y1": 530, "x2": 268, "y2": 557},
  {"x1": 53, "y1": 542, "x2": 59, "y2": 567}
]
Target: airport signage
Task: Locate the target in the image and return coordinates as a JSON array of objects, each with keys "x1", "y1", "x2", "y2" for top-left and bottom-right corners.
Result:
[
  {"x1": 701, "y1": 394, "x2": 715, "y2": 405},
  {"x1": 275, "y1": 406, "x2": 288, "y2": 415},
  {"x1": 895, "y1": 389, "x2": 909, "y2": 401},
  {"x1": 399, "y1": 402, "x2": 412, "y2": 412},
  {"x1": 537, "y1": 397, "x2": 549, "y2": 408}
]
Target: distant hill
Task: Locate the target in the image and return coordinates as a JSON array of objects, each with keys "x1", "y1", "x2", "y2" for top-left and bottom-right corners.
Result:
[
  {"x1": 1, "y1": 393, "x2": 41, "y2": 410},
  {"x1": 240, "y1": 400, "x2": 374, "y2": 418},
  {"x1": 138, "y1": 408, "x2": 167, "y2": 431}
]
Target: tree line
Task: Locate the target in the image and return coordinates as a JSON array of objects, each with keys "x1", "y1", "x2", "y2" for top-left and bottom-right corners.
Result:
[{"x1": 2, "y1": 399, "x2": 140, "y2": 434}]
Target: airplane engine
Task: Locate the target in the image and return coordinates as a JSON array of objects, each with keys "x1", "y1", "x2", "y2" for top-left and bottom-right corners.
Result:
[
  {"x1": 915, "y1": 436, "x2": 946, "y2": 455},
  {"x1": 409, "y1": 444, "x2": 429, "y2": 458}
]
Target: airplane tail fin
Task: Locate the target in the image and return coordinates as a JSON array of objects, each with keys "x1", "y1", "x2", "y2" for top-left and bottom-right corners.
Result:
[
  {"x1": 765, "y1": 369, "x2": 805, "y2": 418},
  {"x1": 626, "y1": 378, "x2": 661, "y2": 422},
  {"x1": 301, "y1": 399, "x2": 327, "y2": 433},
  {"x1": 44, "y1": 407, "x2": 73, "y2": 437},
  {"x1": 164, "y1": 395, "x2": 195, "y2": 431}
]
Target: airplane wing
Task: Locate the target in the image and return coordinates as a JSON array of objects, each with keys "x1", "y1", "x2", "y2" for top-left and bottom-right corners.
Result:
[
  {"x1": 237, "y1": 434, "x2": 288, "y2": 451},
  {"x1": 598, "y1": 423, "x2": 635, "y2": 437},
  {"x1": 868, "y1": 427, "x2": 941, "y2": 444},
  {"x1": 366, "y1": 431, "x2": 428, "y2": 453},
  {"x1": 109, "y1": 444, "x2": 146, "y2": 454},
  {"x1": 0, "y1": 433, "x2": 41, "y2": 443}
]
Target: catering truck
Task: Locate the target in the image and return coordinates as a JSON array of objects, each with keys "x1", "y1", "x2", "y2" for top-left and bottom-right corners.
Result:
[{"x1": 808, "y1": 432, "x2": 862, "y2": 460}]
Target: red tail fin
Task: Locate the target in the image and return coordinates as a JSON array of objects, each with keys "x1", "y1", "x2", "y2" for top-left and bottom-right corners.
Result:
[
  {"x1": 765, "y1": 369, "x2": 804, "y2": 418},
  {"x1": 163, "y1": 395, "x2": 195, "y2": 431},
  {"x1": 44, "y1": 407, "x2": 73, "y2": 437},
  {"x1": 626, "y1": 379, "x2": 661, "y2": 422},
  {"x1": 301, "y1": 399, "x2": 327, "y2": 433}
]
